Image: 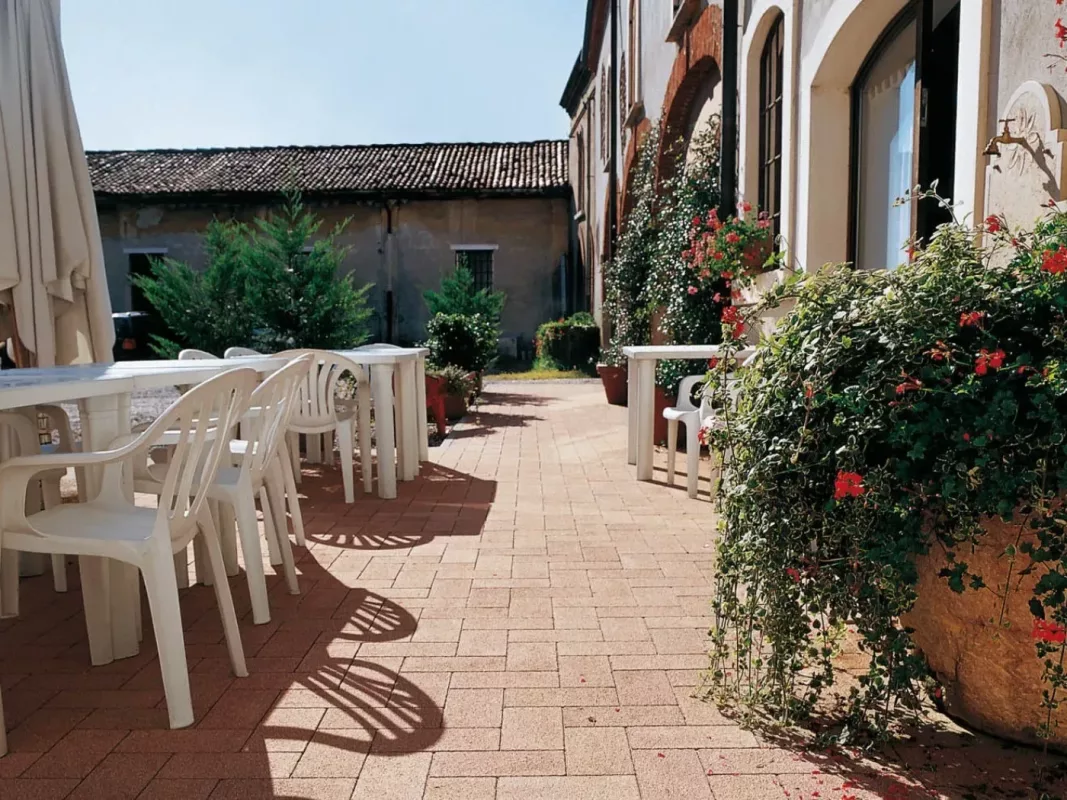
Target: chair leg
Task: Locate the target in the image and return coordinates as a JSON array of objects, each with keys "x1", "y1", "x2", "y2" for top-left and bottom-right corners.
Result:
[
  {"x1": 357, "y1": 379, "x2": 374, "y2": 493},
  {"x1": 233, "y1": 494, "x2": 270, "y2": 625},
  {"x1": 279, "y1": 449, "x2": 306, "y2": 548},
  {"x1": 0, "y1": 548, "x2": 16, "y2": 619},
  {"x1": 197, "y1": 511, "x2": 247, "y2": 678},
  {"x1": 50, "y1": 555, "x2": 67, "y2": 593},
  {"x1": 193, "y1": 536, "x2": 212, "y2": 587},
  {"x1": 41, "y1": 480, "x2": 67, "y2": 593},
  {"x1": 0, "y1": 682, "x2": 6, "y2": 757},
  {"x1": 218, "y1": 502, "x2": 240, "y2": 577},
  {"x1": 265, "y1": 466, "x2": 299, "y2": 596},
  {"x1": 665, "y1": 419, "x2": 679, "y2": 487},
  {"x1": 173, "y1": 548, "x2": 190, "y2": 590},
  {"x1": 685, "y1": 421, "x2": 700, "y2": 500},
  {"x1": 260, "y1": 486, "x2": 282, "y2": 568},
  {"x1": 140, "y1": 543, "x2": 194, "y2": 729},
  {"x1": 287, "y1": 432, "x2": 301, "y2": 485},
  {"x1": 78, "y1": 556, "x2": 113, "y2": 665},
  {"x1": 338, "y1": 421, "x2": 356, "y2": 504}
]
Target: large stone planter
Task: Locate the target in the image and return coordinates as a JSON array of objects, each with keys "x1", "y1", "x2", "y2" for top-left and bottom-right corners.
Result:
[{"x1": 903, "y1": 515, "x2": 1067, "y2": 751}]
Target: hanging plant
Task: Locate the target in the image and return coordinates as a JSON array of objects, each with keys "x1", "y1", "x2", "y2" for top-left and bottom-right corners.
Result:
[{"x1": 701, "y1": 198, "x2": 1067, "y2": 748}]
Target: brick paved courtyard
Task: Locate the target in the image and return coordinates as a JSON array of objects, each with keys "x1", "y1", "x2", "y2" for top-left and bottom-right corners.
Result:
[{"x1": 1, "y1": 382, "x2": 1065, "y2": 799}]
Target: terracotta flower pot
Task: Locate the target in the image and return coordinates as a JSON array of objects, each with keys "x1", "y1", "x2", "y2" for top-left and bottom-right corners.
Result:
[
  {"x1": 425, "y1": 375, "x2": 448, "y2": 435},
  {"x1": 444, "y1": 392, "x2": 468, "y2": 421},
  {"x1": 903, "y1": 515, "x2": 1067, "y2": 752},
  {"x1": 597, "y1": 364, "x2": 628, "y2": 406}
]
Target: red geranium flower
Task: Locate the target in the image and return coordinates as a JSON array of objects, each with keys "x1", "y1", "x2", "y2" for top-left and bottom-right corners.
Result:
[
  {"x1": 959, "y1": 311, "x2": 985, "y2": 328},
  {"x1": 785, "y1": 567, "x2": 802, "y2": 583},
  {"x1": 1033, "y1": 618, "x2": 1066, "y2": 644},
  {"x1": 1057, "y1": 18, "x2": 1067, "y2": 47},
  {"x1": 975, "y1": 348, "x2": 1006, "y2": 376},
  {"x1": 741, "y1": 201, "x2": 752, "y2": 213},
  {"x1": 984, "y1": 215, "x2": 1003, "y2": 234},
  {"x1": 725, "y1": 232, "x2": 741, "y2": 245},
  {"x1": 1042, "y1": 245, "x2": 1067, "y2": 274},
  {"x1": 834, "y1": 471, "x2": 865, "y2": 500},
  {"x1": 895, "y1": 376, "x2": 922, "y2": 395},
  {"x1": 687, "y1": 286, "x2": 698, "y2": 295},
  {"x1": 707, "y1": 357, "x2": 719, "y2": 369}
]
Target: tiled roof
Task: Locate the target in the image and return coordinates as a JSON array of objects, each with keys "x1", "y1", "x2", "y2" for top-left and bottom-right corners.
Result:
[{"x1": 87, "y1": 140, "x2": 569, "y2": 199}]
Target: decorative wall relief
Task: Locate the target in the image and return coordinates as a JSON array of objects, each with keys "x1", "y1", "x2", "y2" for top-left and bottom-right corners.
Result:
[{"x1": 985, "y1": 81, "x2": 1067, "y2": 228}]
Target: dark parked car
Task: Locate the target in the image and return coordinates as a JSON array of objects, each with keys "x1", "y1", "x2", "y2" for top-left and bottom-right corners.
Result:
[{"x1": 112, "y1": 312, "x2": 160, "y2": 361}]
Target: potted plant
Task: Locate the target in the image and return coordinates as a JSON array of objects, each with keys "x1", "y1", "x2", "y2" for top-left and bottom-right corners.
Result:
[
  {"x1": 432, "y1": 365, "x2": 474, "y2": 421},
  {"x1": 704, "y1": 203, "x2": 1067, "y2": 750}
]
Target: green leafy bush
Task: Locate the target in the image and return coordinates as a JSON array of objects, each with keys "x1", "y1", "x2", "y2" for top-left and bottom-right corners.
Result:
[
  {"x1": 133, "y1": 193, "x2": 373, "y2": 357},
  {"x1": 534, "y1": 313, "x2": 600, "y2": 373},
  {"x1": 245, "y1": 194, "x2": 373, "y2": 351},
  {"x1": 704, "y1": 204, "x2": 1067, "y2": 741},
  {"x1": 133, "y1": 220, "x2": 256, "y2": 358},
  {"x1": 424, "y1": 258, "x2": 506, "y2": 323},
  {"x1": 424, "y1": 313, "x2": 498, "y2": 373}
]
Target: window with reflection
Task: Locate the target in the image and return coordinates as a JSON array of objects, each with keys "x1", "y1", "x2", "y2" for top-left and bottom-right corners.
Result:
[{"x1": 758, "y1": 14, "x2": 784, "y2": 241}]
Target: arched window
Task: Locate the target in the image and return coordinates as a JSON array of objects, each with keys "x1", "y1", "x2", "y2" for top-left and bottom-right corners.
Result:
[
  {"x1": 851, "y1": 6, "x2": 917, "y2": 270},
  {"x1": 758, "y1": 13, "x2": 784, "y2": 241}
]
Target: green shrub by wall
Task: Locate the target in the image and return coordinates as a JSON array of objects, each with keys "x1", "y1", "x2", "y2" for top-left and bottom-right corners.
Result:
[{"x1": 534, "y1": 314, "x2": 600, "y2": 373}]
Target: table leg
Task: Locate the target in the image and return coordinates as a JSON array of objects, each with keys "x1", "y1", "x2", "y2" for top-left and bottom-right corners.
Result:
[
  {"x1": 370, "y1": 363, "x2": 397, "y2": 499},
  {"x1": 79, "y1": 393, "x2": 139, "y2": 664},
  {"x1": 636, "y1": 360, "x2": 656, "y2": 481},
  {"x1": 415, "y1": 356, "x2": 429, "y2": 463},
  {"x1": 627, "y1": 357, "x2": 638, "y2": 466},
  {"x1": 395, "y1": 367, "x2": 408, "y2": 483},
  {"x1": 398, "y1": 360, "x2": 418, "y2": 481}
]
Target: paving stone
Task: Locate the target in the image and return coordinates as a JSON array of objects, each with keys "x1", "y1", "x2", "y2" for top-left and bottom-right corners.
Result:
[
  {"x1": 500, "y1": 706, "x2": 564, "y2": 750},
  {"x1": 564, "y1": 727, "x2": 633, "y2": 775}
]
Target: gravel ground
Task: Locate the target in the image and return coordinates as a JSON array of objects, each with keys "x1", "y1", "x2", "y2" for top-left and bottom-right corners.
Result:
[{"x1": 58, "y1": 387, "x2": 180, "y2": 441}]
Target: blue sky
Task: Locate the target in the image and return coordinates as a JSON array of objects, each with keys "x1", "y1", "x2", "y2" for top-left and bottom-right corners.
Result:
[{"x1": 62, "y1": 0, "x2": 586, "y2": 151}]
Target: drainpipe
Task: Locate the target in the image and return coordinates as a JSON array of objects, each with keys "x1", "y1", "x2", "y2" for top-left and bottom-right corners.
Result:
[
  {"x1": 718, "y1": 0, "x2": 739, "y2": 219},
  {"x1": 607, "y1": 0, "x2": 619, "y2": 259},
  {"x1": 788, "y1": 0, "x2": 803, "y2": 272}
]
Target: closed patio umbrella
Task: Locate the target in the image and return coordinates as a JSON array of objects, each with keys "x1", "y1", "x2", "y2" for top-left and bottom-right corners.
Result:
[{"x1": 0, "y1": 0, "x2": 113, "y2": 367}]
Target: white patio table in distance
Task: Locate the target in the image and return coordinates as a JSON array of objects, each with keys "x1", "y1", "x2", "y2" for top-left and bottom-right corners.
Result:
[
  {"x1": 622, "y1": 345, "x2": 755, "y2": 482},
  {"x1": 0, "y1": 357, "x2": 288, "y2": 667}
]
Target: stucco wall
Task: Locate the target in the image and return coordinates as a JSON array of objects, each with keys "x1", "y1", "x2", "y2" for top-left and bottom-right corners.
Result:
[{"x1": 97, "y1": 195, "x2": 569, "y2": 347}]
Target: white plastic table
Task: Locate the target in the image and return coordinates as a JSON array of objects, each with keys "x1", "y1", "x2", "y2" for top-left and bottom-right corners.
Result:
[
  {"x1": 622, "y1": 345, "x2": 755, "y2": 481},
  {"x1": 0, "y1": 357, "x2": 288, "y2": 666}
]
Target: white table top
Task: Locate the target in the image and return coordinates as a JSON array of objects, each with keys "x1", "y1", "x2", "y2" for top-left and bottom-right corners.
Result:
[
  {"x1": 622, "y1": 345, "x2": 755, "y2": 361},
  {"x1": 0, "y1": 346, "x2": 432, "y2": 411},
  {"x1": 0, "y1": 358, "x2": 288, "y2": 410}
]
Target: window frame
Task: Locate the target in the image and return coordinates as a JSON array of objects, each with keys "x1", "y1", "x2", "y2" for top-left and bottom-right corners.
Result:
[
  {"x1": 451, "y1": 245, "x2": 498, "y2": 293},
  {"x1": 847, "y1": 0, "x2": 920, "y2": 267},
  {"x1": 757, "y1": 12, "x2": 785, "y2": 243}
]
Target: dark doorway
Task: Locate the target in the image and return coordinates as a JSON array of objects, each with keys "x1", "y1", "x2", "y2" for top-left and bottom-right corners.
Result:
[
  {"x1": 915, "y1": 0, "x2": 960, "y2": 241},
  {"x1": 127, "y1": 252, "x2": 159, "y2": 313}
]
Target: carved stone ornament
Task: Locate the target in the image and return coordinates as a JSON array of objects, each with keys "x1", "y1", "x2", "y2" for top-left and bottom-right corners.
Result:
[{"x1": 985, "y1": 81, "x2": 1067, "y2": 228}]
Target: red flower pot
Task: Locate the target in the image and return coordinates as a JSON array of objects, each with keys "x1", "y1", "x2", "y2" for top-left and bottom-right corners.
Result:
[
  {"x1": 444, "y1": 393, "x2": 468, "y2": 421},
  {"x1": 597, "y1": 364, "x2": 628, "y2": 406},
  {"x1": 425, "y1": 375, "x2": 448, "y2": 435}
]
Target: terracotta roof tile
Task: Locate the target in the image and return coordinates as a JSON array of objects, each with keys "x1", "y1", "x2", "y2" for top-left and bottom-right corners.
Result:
[{"x1": 87, "y1": 141, "x2": 569, "y2": 198}]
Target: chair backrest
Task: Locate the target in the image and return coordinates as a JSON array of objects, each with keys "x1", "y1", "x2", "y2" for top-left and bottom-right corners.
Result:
[
  {"x1": 239, "y1": 356, "x2": 312, "y2": 483},
  {"x1": 274, "y1": 349, "x2": 358, "y2": 432},
  {"x1": 178, "y1": 349, "x2": 216, "y2": 360},
  {"x1": 674, "y1": 376, "x2": 705, "y2": 413},
  {"x1": 224, "y1": 346, "x2": 263, "y2": 359},
  {"x1": 134, "y1": 368, "x2": 257, "y2": 543},
  {"x1": 0, "y1": 413, "x2": 41, "y2": 456}
]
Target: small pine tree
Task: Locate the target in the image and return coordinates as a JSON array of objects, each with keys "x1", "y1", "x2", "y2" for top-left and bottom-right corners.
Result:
[
  {"x1": 424, "y1": 256, "x2": 506, "y2": 323},
  {"x1": 245, "y1": 192, "x2": 374, "y2": 351},
  {"x1": 133, "y1": 219, "x2": 256, "y2": 358}
]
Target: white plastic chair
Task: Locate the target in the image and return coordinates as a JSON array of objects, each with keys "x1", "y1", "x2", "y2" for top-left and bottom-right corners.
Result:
[
  {"x1": 223, "y1": 347, "x2": 307, "y2": 550},
  {"x1": 277, "y1": 350, "x2": 369, "y2": 504},
  {"x1": 178, "y1": 348, "x2": 216, "y2": 360},
  {"x1": 0, "y1": 412, "x2": 70, "y2": 607},
  {"x1": 138, "y1": 356, "x2": 311, "y2": 625},
  {"x1": 0, "y1": 367, "x2": 257, "y2": 730},
  {"x1": 662, "y1": 376, "x2": 707, "y2": 499},
  {"x1": 663, "y1": 354, "x2": 755, "y2": 499},
  {"x1": 224, "y1": 347, "x2": 262, "y2": 358}
]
